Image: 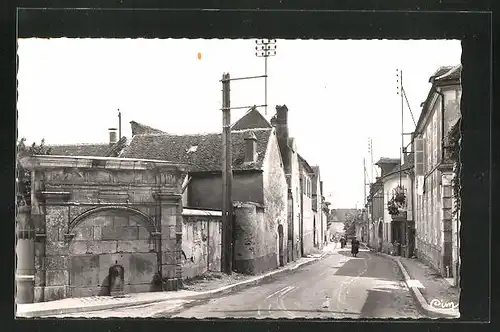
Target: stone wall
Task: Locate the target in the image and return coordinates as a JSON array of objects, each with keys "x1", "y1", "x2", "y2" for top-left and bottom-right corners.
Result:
[
  {"x1": 302, "y1": 194, "x2": 314, "y2": 256},
  {"x1": 181, "y1": 209, "x2": 222, "y2": 279},
  {"x1": 19, "y1": 155, "x2": 187, "y2": 302},
  {"x1": 233, "y1": 202, "x2": 278, "y2": 275},
  {"x1": 288, "y1": 146, "x2": 301, "y2": 262}
]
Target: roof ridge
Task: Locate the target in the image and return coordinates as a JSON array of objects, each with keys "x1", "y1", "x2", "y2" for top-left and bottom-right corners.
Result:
[{"x1": 47, "y1": 142, "x2": 109, "y2": 146}]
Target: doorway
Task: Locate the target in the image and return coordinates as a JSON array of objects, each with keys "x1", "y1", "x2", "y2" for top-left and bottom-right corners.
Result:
[
  {"x1": 278, "y1": 224, "x2": 284, "y2": 267},
  {"x1": 313, "y1": 216, "x2": 317, "y2": 248}
]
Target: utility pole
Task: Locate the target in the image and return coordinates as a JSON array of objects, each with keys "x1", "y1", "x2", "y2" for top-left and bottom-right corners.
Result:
[
  {"x1": 118, "y1": 109, "x2": 122, "y2": 138},
  {"x1": 363, "y1": 158, "x2": 367, "y2": 207},
  {"x1": 219, "y1": 72, "x2": 268, "y2": 274},
  {"x1": 255, "y1": 39, "x2": 277, "y2": 116},
  {"x1": 221, "y1": 73, "x2": 233, "y2": 274}
]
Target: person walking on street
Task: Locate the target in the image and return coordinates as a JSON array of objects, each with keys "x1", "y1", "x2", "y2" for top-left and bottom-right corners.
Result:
[
  {"x1": 340, "y1": 237, "x2": 346, "y2": 249},
  {"x1": 351, "y1": 237, "x2": 360, "y2": 257}
]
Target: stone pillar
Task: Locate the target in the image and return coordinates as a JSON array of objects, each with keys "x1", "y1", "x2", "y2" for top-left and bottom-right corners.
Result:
[
  {"x1": 16, "y1": 205, "x2": 35, "y2": 304},
  {"x1": 154, "y1": 191, "x2": 183, "y2": 291},
  {"x1": 441, "y1": 170, "x2": 454, "y2": 278}
]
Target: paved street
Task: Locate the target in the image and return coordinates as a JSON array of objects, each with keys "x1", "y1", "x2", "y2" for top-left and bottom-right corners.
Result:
[
  {"x1": 170, "y1": 247, "x2": 421, "y2": 319},
  {"x1": 54, "y1": 248, "x2": 422, "y2": 319}
]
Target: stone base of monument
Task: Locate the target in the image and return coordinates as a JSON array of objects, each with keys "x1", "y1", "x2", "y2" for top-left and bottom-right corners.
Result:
[
  {"x1": 162, "y1": 278, "x2": 182, "y2": 291},
  {"x1": 110, "y1": 290, "x2": 126, "y2": 298}
]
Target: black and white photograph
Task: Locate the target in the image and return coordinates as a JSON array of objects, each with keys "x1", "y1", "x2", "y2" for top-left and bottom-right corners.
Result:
[
  {"x1": 15, "y1": 35, "x2": 465, "y2": 320},
  {"x1": 11, "y1": 3, "x2": 494, "y2": 325}
]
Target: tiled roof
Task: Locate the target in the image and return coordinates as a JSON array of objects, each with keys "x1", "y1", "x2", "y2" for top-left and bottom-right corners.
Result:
[
  {"x1": 231, "y1": 106, "x2": 272, "y2": 130},
  {"x1": 430, "y1": 64, "x2": 462, "y2": 83},
  {"x1": 106, "y1": 137, "x2": 128, "y2": 157},
  {"x1": 416, "y1": 64, "x2": 462, "y2": 136},
  {"x1": 48, "y1": 143, "x2": 112, "y2": 157},
  {"x1": 375, "y1": 157, "x2": 400, "y2": 165},
  {"x1": 48, "y1": 137, "x2": 128, "y2": 158},
  {"x1": 121, "y1": 128, "x2": 273, "y2": 172},
  {"x1": 298, "y1": 154, "x2": 314, "y2": 174},
  {"x1": 130, "y1": 121, "x2": 166, "y2": 136}
]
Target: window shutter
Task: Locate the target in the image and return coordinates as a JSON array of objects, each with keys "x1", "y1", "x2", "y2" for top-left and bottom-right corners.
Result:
[{"x1": 414, "y1": 137, "x2": 424, "y2": 176}]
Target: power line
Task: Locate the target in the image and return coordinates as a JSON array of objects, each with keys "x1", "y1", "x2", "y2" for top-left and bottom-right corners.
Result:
[{"x1": 402, "y1": 87, "x2": 417, "y2": 127}]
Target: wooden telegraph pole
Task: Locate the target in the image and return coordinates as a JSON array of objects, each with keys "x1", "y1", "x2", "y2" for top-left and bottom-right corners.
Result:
[
  {"x1": 219, "y1": 72, "x2": 268, "y2": 274},
  {"x1": 221, "y1": 73, "x2": 233, "y2": 274}
]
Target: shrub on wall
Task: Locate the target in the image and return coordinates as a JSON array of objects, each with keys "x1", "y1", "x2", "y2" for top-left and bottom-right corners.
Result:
[{"x1": 387, "y1": 185, "x2": 406, "y2": 216}]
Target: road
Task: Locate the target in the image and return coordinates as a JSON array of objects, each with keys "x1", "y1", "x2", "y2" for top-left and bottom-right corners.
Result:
[
  {"x1": 166, "y1": 247, "x2": 422, "y2": 319},
  {"x1": 57, "y1": 247, "x2": 422, "y2": 319}
]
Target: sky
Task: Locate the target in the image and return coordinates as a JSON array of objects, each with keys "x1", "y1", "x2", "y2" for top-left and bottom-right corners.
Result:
[{"x1": 17, "y1": 38, "x2": 461, "y2": 209}]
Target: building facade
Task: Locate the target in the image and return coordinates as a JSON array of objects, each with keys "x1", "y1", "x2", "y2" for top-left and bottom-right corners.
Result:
[
  {"x1": 298, "y1": 155, "x2": 315, "y2": 256},
  {"x1": 366, "y1": 178, "x2": 384, "y2": 250},
  {"x1": 412, "y1": 65, "x2": 461, "y2": 278},
  {"x1": 270, "y1": 105, "x2": 302, "y2": 262},
  {"x1": 122, "y1": 115, "x2": 289, "y2": 274}
]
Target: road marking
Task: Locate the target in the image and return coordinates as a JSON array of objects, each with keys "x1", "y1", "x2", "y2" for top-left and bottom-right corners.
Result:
[
  {"x1": 266, "y1": 285, "x2": 292, "y2": 299},
  {"x1": 277, "y1": 286, "x2": 297, "y2": 318},
  {"x1": 280, "y1": 285, "x2": 296, "y2": 297}
]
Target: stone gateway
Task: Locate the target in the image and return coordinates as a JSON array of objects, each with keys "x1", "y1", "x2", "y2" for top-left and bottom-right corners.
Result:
[{"x1": 18, "y1": 155, "x2": 188, "y2": 302}]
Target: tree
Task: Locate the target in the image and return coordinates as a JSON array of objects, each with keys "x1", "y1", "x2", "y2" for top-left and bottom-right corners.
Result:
[
  {"x1": 343, "y1": 212, "x2": 356, "y2": 237},
  {"x1": 16, "y1": 138, "x2": 51, "y2": 206}
]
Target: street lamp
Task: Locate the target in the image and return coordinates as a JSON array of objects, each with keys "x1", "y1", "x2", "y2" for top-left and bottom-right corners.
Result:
[{"x1": 255, "y1": 39, "x2": 277, "y2": 116}]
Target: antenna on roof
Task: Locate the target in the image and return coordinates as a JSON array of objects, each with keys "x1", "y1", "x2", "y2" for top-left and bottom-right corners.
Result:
[{"x1": 118, "y1": 109, "x2": 122, "y2": 139}]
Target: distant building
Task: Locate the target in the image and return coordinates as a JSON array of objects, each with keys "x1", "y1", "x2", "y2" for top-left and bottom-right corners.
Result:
[
  {"x1": 298, "y1": 154, "x2": 315, "y2": 256},
  {"x1": 375, "y1": 156, "x2": 414, "y2": 257},
  {"x1": 366, "y1": 177, "x2": 384, "y2": 250}
]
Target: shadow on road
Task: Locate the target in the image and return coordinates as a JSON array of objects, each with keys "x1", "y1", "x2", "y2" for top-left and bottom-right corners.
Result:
[
  {"x1": 333, "y1": 251, "x2": 404, "y2": 282},
  {"x1": 359, "y1": 286, "x2": 417, "y2": 318}
]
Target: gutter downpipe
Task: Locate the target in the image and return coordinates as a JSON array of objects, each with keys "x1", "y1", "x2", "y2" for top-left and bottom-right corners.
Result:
[{"x1": 434, "y1": 85, "x2": 446, "y2": 161}]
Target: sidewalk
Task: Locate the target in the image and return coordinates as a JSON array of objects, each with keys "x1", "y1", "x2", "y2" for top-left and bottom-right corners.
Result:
[
  {"x1": 361, "y1": 242, "x2": 460, "y2": 319},
  {"x1": 399, "y1": 257, "x2": 460, "y2": 318},
  {"x1": 17, "y1": 242, "x2": 337, "y2": 318}
]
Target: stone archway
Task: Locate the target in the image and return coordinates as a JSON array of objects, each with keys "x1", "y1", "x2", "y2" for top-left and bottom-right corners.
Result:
[{"x1": 67, "y1": 207, "x2": 159, "y2": 298}]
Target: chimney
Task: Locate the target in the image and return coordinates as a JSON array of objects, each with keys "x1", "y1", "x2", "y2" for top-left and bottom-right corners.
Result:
[
  {"x1": 275, "y1": 105, "x2": 290, "y2": 174},
  {"x1": 108, "y1": 128, "x2": 118, "y2": 146},
  {"x1": 244, "y1": 131, "x2": 257, "y2": 163}
]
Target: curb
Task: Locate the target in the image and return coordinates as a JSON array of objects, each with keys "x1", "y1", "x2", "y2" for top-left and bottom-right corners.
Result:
[
  {"x1": 18, "y1": 248, "x2": 334, "y2": 318},
  {"x1": 364, "y1": 245, "x2": 459, "y2": 319},
  {"x1": 188, "y1": 252, "x2": 329, "y2": 301}
]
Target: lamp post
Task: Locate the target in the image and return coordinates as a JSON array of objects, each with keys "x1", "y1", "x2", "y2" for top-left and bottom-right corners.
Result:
[{"x1": 255, "y1": 39, "x2": 277, "y2": 116}]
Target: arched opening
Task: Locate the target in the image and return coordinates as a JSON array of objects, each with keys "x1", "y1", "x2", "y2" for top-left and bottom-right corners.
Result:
[
  {"x1": 70, "y1": 206, "x2": 157, "y2": 233},
  {"x1": 67, "y1": 206, "x2": 159, "y2": 298}
]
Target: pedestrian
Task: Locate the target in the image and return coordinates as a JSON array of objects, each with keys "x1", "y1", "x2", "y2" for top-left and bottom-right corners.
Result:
[
  {"x1": 340, "y1": 237, "x2": 346, "y2": 249},
  {"x1": 351, "y1": 237, "x2": 360, "y2": 257}
]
